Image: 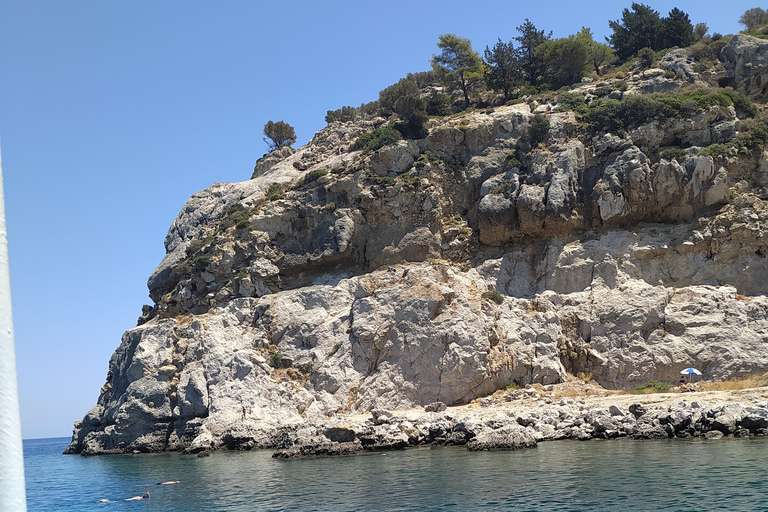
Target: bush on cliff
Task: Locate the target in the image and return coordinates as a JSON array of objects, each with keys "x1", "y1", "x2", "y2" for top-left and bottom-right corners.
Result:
[
  {"x1": 325, "y1": 106, "x2": 358, "y2": 124},
  {"x1": 582, "y1": 88, "x2": 756, "y2": 134},
  {"x1": 265, "y1": 182, "x2": 287, "y2": 201},
  {"x1": 526, "y1": 114, "x2": 550, "y2": 145},
  {"x1": 298, "y1": 168, "x2": 329, "y2": 187},
  {"x1": 350, "y1": 124, "x2": 402, "y2": 152},
  {"x1": 481, "y1": 290, "x2": 505, "y2": 304},
  {"x1": 220, "y1": 203, "x2": 251, "y2": 231}
]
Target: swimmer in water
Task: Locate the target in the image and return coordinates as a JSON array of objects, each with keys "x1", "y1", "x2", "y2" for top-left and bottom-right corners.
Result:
[
  {"x1": 125, "y1": 491, "x2": 150, "y2": 501},
  {"x1": 157, "y1": 480, "x2": 180, "y2": 485}
]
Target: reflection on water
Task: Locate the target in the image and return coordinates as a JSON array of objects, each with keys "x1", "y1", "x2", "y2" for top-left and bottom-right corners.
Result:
[{"x1": 25, "y1": 436, "x2": 768, "y2": 511}]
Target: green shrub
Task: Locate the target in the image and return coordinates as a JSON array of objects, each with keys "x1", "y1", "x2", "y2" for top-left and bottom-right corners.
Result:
[
  {"x1": 300, "y1": 168, "x2": 329, "y2": 186},
  {"x1": 220, "y1": 203, "x2": 251, "y2": 230},
  {"x1": 325, "y1": 106, "x2": 357, "y2": 124},
  {"x1": 583, "y1": 88, "x2": 755, "y2": 135},
  {"x1": 740, "y1": 117, "x2": 768, "y2": 149},
  {"x1": 185, "y1": 236, "x2": 214, "y2": 257},
  {"x1": 269, "y1": 352, "x2": 283, "y2": 367},
  {"x1": 481, "y1": 290, "x2": 505, "y2": 304},
  {"x1": 426, "y1": 90, "x2": 452, "y2": 116},
  {"x1": 505, "y1": 152, "x2": 522, "y2": 169},
  {"x1": 555, "y1": 93, "x2": 588, "y2": 115},
  {"x1": 265, "y1": 182, "x2": 286, "y2": 201},
  {"x1": 698, "y1": 143, "x2": 732, "y2": 158},
  {"x1": 659, "y1": 148, "x2": 686, "y2": 162},
  {"x1": 179, "y1": 235, "x2": 215, "y2": 274},
  {"x1": 399, "y1": 173, "x2": 421, "y2": 188},
  {"x1": 637, "y1": 47, "x2": 655, "y2": 69},
  {"x1": 141, "y1": 304, "x2": 153, "y2": 315},
  {"x1": 350, "y1": 125, "x2": 402, "y2": 152},
  {"x1": 527, "y1": 114, "x2": 550, "y2": 145},
  {"x1": 415, "y1": 154, "x2": 430, "y2": 169},
  {"x1": 632, "y1": 380, "x2": 670, "y2": 393},
  {"x1": 688, "y1": 38, "x2": 729, "y2": 69},
  {"x1": 505, "y1": 382, "x2": 521, "y2": 390},
  {"x1": 592, "y1": 86, "x2": 614, "y2": 97},
  {"x1": 365, "y1": 174, "x2": 396, "y2": 187},
  {"x1": 379, "y1": 78, "x2": 420, "y2": 114},
  {"x1": 323, "y1": 202, "x2": 336, "y2": 211},
  {"x1": 489, "y1": 181, "x2": 513, "y2": 197}
]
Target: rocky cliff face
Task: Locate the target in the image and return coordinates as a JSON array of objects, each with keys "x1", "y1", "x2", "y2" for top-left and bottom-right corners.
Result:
[{"x1": 67, "y1": 35, "x2": 768, "y2": 455}]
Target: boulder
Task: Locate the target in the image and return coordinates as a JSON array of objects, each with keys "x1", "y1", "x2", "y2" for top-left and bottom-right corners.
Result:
[
  {"x1": 466, "y1": 425, "x2": 537, "y2": 451},
  {"x1": 721, "y1": 34, "x2": 768, "y2": 97}
]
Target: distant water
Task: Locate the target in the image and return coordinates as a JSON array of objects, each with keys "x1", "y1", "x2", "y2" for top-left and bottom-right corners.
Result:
[{"x1": 24, "y1": 436, "x2": 768, "y2": 511}]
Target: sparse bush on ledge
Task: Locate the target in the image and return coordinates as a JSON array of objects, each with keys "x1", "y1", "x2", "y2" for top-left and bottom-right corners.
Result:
[
  {"x1": 527, "y1": 114, "x2": 550, "y2": 145},
  {"x1": 481, "y1": 290, "x2": 505, "y2": 304},
  {"x1": 659, "y1": 148, "x2": 686, "y2": 162},
  {"x1": 265, "y1": 182, "x2": 287, "y2": 201},
  {"x1": 298, "y1": 169, "x2": 329, "y2": 187},
  {"x1": 219, "y1": 203, "x2": 251, "y2": 231}
]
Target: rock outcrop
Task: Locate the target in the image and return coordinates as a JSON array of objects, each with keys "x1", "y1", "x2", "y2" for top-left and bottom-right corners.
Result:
[
  {"x1": 67, "y1": 38, "x2": 768, "y2": 455},
  {"x1": 721, "y1": 34, "x2": 768, "y2": 97}
]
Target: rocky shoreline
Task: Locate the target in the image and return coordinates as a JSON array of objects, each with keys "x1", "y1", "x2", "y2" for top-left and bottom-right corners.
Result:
[{"x1": 254, "y1": 386, "x2": 768, "y2": 459}]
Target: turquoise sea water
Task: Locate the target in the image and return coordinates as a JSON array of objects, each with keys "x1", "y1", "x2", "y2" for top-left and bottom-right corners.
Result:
[{"x1": 24, "y1": 436, "x2": 768, "y2": 511}]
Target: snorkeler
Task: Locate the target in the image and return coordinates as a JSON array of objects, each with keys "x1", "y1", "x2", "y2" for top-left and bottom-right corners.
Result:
[{"x1": 124, "y1": 491, "x2": 150, "y2": 501}]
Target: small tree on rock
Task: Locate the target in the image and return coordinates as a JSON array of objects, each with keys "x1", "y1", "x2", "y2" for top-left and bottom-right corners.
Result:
[
  {"x1": 608, "y1": 3, "x2": 663, "y2": 61},
  {"x1": 263, "y1": 120, "x2": 297, "y2": 151},
  {"x1": 661, "y1": 7, "x2": 696, "y2": 49},
  {"x1": 484, "y1": 39, "x2": 520, "y2": 101},
  {"x1": 514, "y1": 19, "x2": 551, "y2": 84},
  {"x1": 431, "y1": 34, "x2": 484, "y2": 109},
  {"x1": 739, "y1": 7, "x2": 768, "y2": 31},
  {"x1": 537, "y1": 27, "x2": 594, "y2": 87}
]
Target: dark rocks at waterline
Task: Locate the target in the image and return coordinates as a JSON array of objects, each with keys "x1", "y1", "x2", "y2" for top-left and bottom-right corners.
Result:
[
  {"x1": 267, "y1": 398, "x2": 768, "y2": 459},
  {"x1": 272, "y1": 439, "x2": 364, "y2": 459}
]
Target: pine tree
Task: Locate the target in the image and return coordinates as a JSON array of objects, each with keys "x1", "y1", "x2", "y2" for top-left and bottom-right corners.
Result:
[
  {"x1": 514, "y1": 19, "x2": 551, "y2": 84},
  {"x1": 431, "y1": 34, "x2": 484, "y2": 109},
  {"x1": 484, "y1": 39, "x2": 520, "y2": 100},
  {"x1": 662, "y1": 8, "x2": 696, "y2": 49}
]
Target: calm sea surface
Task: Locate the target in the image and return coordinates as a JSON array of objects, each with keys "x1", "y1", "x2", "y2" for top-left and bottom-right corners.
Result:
[{"x1": 23, "y1": 436, "x2": 768, "y2": 511}]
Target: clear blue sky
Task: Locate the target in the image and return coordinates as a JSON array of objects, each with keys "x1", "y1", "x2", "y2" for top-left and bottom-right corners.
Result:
[{"x1": 0, "y1": 0, "x2": 755, "y2": 439}]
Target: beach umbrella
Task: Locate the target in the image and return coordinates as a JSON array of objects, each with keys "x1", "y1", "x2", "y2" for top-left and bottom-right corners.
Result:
[{"x1": 680, "y1": 368, "x2": 702, "y2": 384}]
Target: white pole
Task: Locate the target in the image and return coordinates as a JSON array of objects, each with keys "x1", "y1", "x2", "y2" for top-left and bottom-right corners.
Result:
[{"x1": 0, "y1": 143, "x2": 27, "y2": 510}]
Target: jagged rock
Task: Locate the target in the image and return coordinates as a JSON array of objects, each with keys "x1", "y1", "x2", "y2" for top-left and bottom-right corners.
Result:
[
  {"x1": 253, "y1": 146, "x2": 296, "y2": 179},
  {"x1": 272, "y1": 439, "x2": 363, "y2": 459},
  {"x1": 741, "y1": 408, "x2": 768, "y2": 431},
  {"x1": 721, "y1": 34, "x2": 768, "y2": 97},
  {"x1": 659, "y1": 49, "x2": 700, "y2": 83},
  {"x1": 425, "y1": 402, "x2": 447, "y2": 413},
  {"x1": 466, "y1": 425, "x2": 537, "y2": 451}
]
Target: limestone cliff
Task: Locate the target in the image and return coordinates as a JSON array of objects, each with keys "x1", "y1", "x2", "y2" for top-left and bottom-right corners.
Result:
[{"x1": 67, "y1": 35, "x2": 768, "y2": 455}]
